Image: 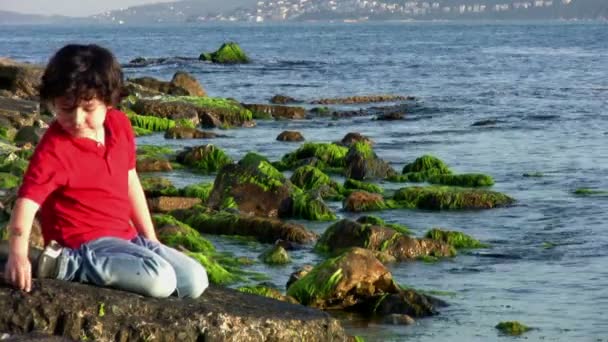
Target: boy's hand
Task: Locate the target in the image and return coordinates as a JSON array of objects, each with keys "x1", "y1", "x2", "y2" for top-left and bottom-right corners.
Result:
[{"x1": 4, "y1": 253, "x2": 32, "y2": 292}]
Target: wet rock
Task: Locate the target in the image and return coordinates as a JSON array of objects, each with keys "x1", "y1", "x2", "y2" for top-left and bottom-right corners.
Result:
[
  {"x1": 0, "y1": 97, "x2": 41, "y2": 136},
  {"x1": 0, "y1": 279, "x2": 349, "y2": 341},
  {"x1": 164, "y1": 127, "x2": 219, "y2": 139},
  {"x1": 362, "y1": 290, "x2": 438, "y2": 317},
  {"x1": 244, "y1": 104, "x2": 306, "y2": 120},
  {"x1": 381, "y1": 314, "x2": 415, "y2": 325},
  {"x1": 344, "y1": 142, "x2": 396, "y2": 180},
  {"x1": 147, "y1": 196, "x2": 202, "y2": 213},
  {"x1": 279, "y1": 143, "x2": 348, "y2": 171},
  {"x1": 199, "y1": 42, "x2": 250, "y2": 64},
  {"x1": 343, "y1": 191, "x2": 387, "y2": 212},
  {"x1": 270, "y1": 94, "x2": 298, "y2": 104},
  {"x1": 172, "y1": 207, "x2": 318, "y2": 244},
  {"x1": 176, "y1": 145, "x2": 233, "y2": 173},
  {"x1": 136, "y1": 157, "x2": 173, "y2": 173},
  {"x1": 0, "y1": 58, "x2": 44, "y2": 100},
  {"x1": 311, "y1": 95, "x2": 412, "y2": 105},
  {"x1": 290, "y1": 166, "x2": 342, "y2": 200},
  {"x1": 171, "y1": 71, "x2": 206, "y2": 97},
  {"x1": 123, "y1": 81, "x2": 164, "y2": 98},
  {"x1": 286, "y1": 265, "x2": 313, "y2": 289},
  {"x1": 124, "y1": 56, "x2": 197, "y2": 68},
  {"x1": 237, "y1": 285, "x2": 299, "y2": 304},
  {"x1": 472, "y1": 119, "x2": 499, "y2": 126},
  {"x1": 393, "y1": 186, "x2": 515, "y2": 210},
  {"x1": 316, "y1": 219, "x2": 454, "y2": 261},
  {"x1": 259, "y1": 245, "x2": 291, "y2": 265},
  {"x1": 140, "y1": 177, "x2": 179, "y2": 197},
  {"x1": 287, "y1": 247, "x2": 399, "y2": 309},
  {"x1": 128, "y1": 76, "x2": 189, "y2": 96},
  {"x1": 339, "y1": 132, "x2": 373, "y2": 147},
  {"x1": 495, "y1": 321, "x2": 531, "y2": 336},
  {"x1": 14, "y1": 126, "x2": 45, "y2": 146},
  {"x1": 277, "y1": 130, "x2": 305, "y2": 142},
  {"x1": 131, "y1": 99, "x2": 200, "y2": 124},
  {"x1": 376, "y1": 112, "x2": 404, "y2": 120}
]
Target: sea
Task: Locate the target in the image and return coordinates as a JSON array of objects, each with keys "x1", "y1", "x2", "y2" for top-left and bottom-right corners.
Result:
[{"x1": 0, "y1": 21, "x2": 607, "y2": 341}]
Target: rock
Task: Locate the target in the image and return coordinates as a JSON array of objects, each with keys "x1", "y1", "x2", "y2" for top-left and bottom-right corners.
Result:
[
  {"x1": 176, "y1": 145, "x2": 233, "y2": 173},
  {"x1": 136, "y1": 157, "x2": 173, "y2": 173},
  {"x1": 131, "y1": 99, "x2": 200, "y2": 123},
  {"x1": 0, "y1": 97, "x2": 41, "y2": 137},
  {"x1": 171, "y1": 71, "x2": 206, "y2": 97},
  {"x1": 154, "y1": 216, "x2": 215, "y2": 254},
  {"x1": 14, "y1": 126, "x2": 45, "y2": 146},
  {"x1": 425, "y1": 228, "x2": 487, "y2": 249},
  {"x1": 243, "y1": 104, "x2": 306, "y2": 120},
  {"x1": 259, "y1": 245, "x2": 291, "y2": 265},
  {"x1": 376, "y1": 112, "x2": 404, "y2": 120},
  {"x1": 270, "y1": 95, "x2": 298, "y2": 104},
  {"x1": 140, "y1": 177, "x2": 179, "y2": 197},
  {"x1": 343, "y1": 191, "x2": 388, "y2": 212},
  {"x1": 393, "y1": 186, "x2": 515, "y2": 210},
  {"x1": 147, "y1": 196, "x2": 202, "y2": 213},
  {"x1": 279, "y1": 143, "x2": 348, "y2": 171},
  {"x1": 207, "y1": 161, "x2": 291, "y2": 217},
  {"x1": 175, "y1": 97, "x2": 255, "y2": 129},
  {"x1": 343, "y1": 179, "x2": 383, "y2": 194},
  {"x1": 128, "y1": 76, "x2": 189, "y2": 96},
  {"x1": 290, "y1": 166, "x2": 342, "y2": 199},
  {"x1": 0, "y1": 58, "x2": 44, "y2": 100},
  {"x1": 0, "y1": 279, "x2": 349, "y2": 341},
  {"x1": 495, "y1": 321, "x2": 531, "y2": 336},
  {"x1": 315, "y1": 219, "x2": 454, "y2": 261},
  {"x1": 123, "y1": 81, "x2": 164, "y2": 98},
  {"x1": 402, "y1": 154, "x2": 452, "y2": 178},
  {"x1": 287, "y1": 248, "x2": 399, "y2": 309},
  {"x1": 286, "y1": 265, "x2": 313, "y2": 289},
  {"x1": 363, "y1": 290, "x2": 438, "y2": 317},
  {"x1": 124, "y1": 56, "x2": 196, "y2": 68},
  {"x1": 165, "y1": 127, "x2": 219, "y2": 139},
  {"x1": 199, "y1": 42, "x2": 250, "y2": 64},
  {"x1": 277, "y1": 130, "x2": 305, "y2": 142},
  {"x1": 310, "y1": 95, "x2": 412, "y2": 105},
  {"x1": 344, "y1": 142, "x2": 396, "y2": 180},
  {"x1": 381, "y1": 314, "x2": 415, "y2": 325},
  {"x1": 172, "y1": 208, "x2": 318, "y2": 244},
  {"x1": 339, "y1": 132, "x2": 373, "y2": 147},
  {"x1": 472, "y1": 119, "x2": 499, "y2": 126},
  {"x1": 237, "y1": 285, "x2": 298, "y2": 304}
]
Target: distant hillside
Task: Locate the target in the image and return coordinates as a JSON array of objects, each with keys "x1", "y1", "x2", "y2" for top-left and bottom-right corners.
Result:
[
  {"x1": 0, "y1": 10, "x2": 75, "y2": 25},
  {"x1": 90, "y1": 0, "x2": 259, "y2": 24}
]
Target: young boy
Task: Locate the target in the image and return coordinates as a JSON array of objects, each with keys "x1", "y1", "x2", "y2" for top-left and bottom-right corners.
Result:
[{"x1": 3, "y1": 44, "x2": 208, "y2": 298}]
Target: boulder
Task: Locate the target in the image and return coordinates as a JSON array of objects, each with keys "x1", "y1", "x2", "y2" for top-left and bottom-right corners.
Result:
[
  {"x1": 244, "y1": 104, "x2": 306, "y2": 120},
  {"x1": 0, "y1": 279, "x2": 349, "y2": 341},
  {"x1": 170, "y1": 72, "x2": 206, "y2": 97},
  {"x1": 393, "y1": 186, "x2": 515, "y2": 210},
  {"x1": 339, "y1": 132, "x2": 373, "y2": 147},
  {"x1": 343, "y1": 191, "x2": 388, "y2": 212},
  {"x1": 164, "y1": 127, "x2": 219, "y2": 139},
  {"x1": 199, "y1": 42, "x2": 250, "y2": 64},
  {"x1": 131, "y1": 99, "x2": 200, "y2": 124},
  {"x1": 147, "y1": 196, "x2": 202, "y2": 213},
  {"x1": 344, "y1": 142, "x2": 396, "y2": 180},
  {"x1": 0, "y1": 58, "x2": 44, "y2": 100},
  {"x1": 270, "y1": 95, "x2": 298, "y2": 104},
  {"x1": 172, "y1": 208, "x2": 318, "y2": 244},
  {"x1": 176, "y1": 145, "x2": 233, "y2": 173},
  {"x1": 277, "y1": 131, "x2": 305, "y2": 142},
  {"x1": 136, "y1": 157, "x2": 173, "y2": 173},
  {"x1": 14, "y1": 126, "x2": 45, "y2": 146}
]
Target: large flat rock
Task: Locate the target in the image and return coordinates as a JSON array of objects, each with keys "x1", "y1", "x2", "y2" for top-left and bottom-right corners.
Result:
[{"x1": 0, "y1": 276, "x2": 349, "y2": 341}]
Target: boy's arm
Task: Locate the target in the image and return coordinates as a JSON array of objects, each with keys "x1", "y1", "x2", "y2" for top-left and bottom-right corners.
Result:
[
  {"x1": 127, "y1": 168, "x2": 158, "y2": 242},
  {"x1": 4, "y1": 198, "x2": 40, "y2": 292}
]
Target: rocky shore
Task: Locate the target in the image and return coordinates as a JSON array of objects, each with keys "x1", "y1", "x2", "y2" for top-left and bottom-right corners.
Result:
[{"x1": 0, "y1": 44, "x2": 518, "y2": 340}]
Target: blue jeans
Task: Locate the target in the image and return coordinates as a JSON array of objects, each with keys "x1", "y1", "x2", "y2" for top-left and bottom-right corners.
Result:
[{"x1": 56, "y1": 236, "x2": 208, "y2": 298}]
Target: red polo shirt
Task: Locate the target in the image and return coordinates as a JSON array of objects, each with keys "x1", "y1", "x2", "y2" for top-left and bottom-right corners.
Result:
[{"x1": 18, "y1": 108, "x2": 138, "y2": 249}]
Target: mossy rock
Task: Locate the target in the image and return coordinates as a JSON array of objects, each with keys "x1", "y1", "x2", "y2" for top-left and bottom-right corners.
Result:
[
  {"x1": 187, "y1": 251, "x2": 243, "y2": 285},
  {"x1": 573, "y1": 188, "x2": 608, "y2": 196},
  {"x1": 343, "y1": 191, "x2": 391, "y2": 212},
  {"x1": 281, "y1": 143, "x2": 348, "y2": 170},
  {"x1": 238, "y1": 152, "x2": 270, "y2": 168},
  {"x1": 128, "y1": 112, "x2": 178, "y2": 132},
  {"x1": 393, "y1": 186, "x2": 514, "y2": 210},
  {"x1": 344, "y1": 141, "x2": 396, "y2": 180},
  {"x1": 0, "y1": 172, "x2": 19, "y2": 189},
  {"x1": 171, "y1": 96, "x2": 253, "y2": 128},
  {"x1": 237, "y1": 285, "x2": 298, "y2": 304},
  {"x1": 153, "y1": 214, "x2": 216, "y2": 254},
  {"x1": 133, "y1": 126, "x2": 154, "y2": 136},
  {"x1": 402, "y1": 155, "x2": 452, "y2": 175},
  {"x1": 180, "y1": 182, "x2": 214, "y2": 203},
  {"x1": 259, "y1": 245, "x2": 291, "y2": 265},
  {"x1": 495, "y1": 321, "x2": 531, "y2": 336},
  {"x1": 137, "y1": 145, "x2": 175, "y2": 159},
  {"x1": 290, "y1": 189, "x2": 337, "y2": 221},
  {"x1": 290, "y1": 166, "x2": 343, "y2": 200},
  {"x1": 0, "y1": 154, "x2": 28, "y2": 177},
  {"x1": 176, "y1": 145, "x2": 233, "y2": 173},
  {"x1": 356, "y1": 216, "x2": 411, "y2": 235},
  {"x1": 344, "y1": 179, "x2": 383, "y2": 194},
  {"x1": 140, "y1": 177, "x2": 179, "y2": 197},
  {"x1": 428, "y1": 173, "x2": 495, "y2": 187},
  {"x1": 199, "y1": 42, "x2": 250, "y2": 64},
  {"x1": 424, "y1": 228, "x2": 487, "y2": 249}
]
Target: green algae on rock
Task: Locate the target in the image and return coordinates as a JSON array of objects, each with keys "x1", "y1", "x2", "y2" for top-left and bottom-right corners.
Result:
[
  {"x1": 344, "y1": 179, "x2": 384, "y2": 194},
  {"x1": 237, "y1": 285, "x2": 297, "y2": 303},
  {"x1": 573, "y1": 188, "x2": 608, "y2": 196},
  {"x1": 280, "y1": 142, "x2": 349, "y2": 170},
  {"x1": 428, "y1": 173, "x2": 495, "y2": 187},
  {"x1": 176, "y1": 144, "x2": 233, "y2": 173},
  {"x1": 0, "y1": 172, "x2": 19, "y2": 189},
  {"x1": 495, "y1": 321, "x2": 531, "y2": 336},
  {"x1": 140, "y1": 177, "x2": 179, "y2": 197},
  {"x1": 343, "y1": 191, "x2": 391, "y2": 212},
  {"x1": 393, "y1": 186, "x2": 514, "y2": 210},
  {"x1": 153, "y1": 214, "x2": 216, "y2": 254},
  {"x1": 290, "y1": 189, "x2": 337, "y2": 221},
  {"x1": 356, "y1": 215, "x2": 411, "y2": 235},
  {"x1": 199, "y1": 42, "x2": 250, "y2": 64},
  {"x1": 181, "y1": 182, "x2": 215, "y2": 203},
  {"x1": 402, "y1": 155, "x2": 452, "y2": 175},
  {"x1": 344, "y1": 141, "x2": 396, "y2": 180},
  {"x1": 259, "y1": 245, "x2": 291, "y2": 265},
  {"x1": 424, "y1": 228, "x2": 488, "y2": 249}
]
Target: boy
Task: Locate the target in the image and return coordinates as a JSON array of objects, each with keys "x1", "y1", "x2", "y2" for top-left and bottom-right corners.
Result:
[{"x1": 3, "y1": 44, "x2": 208, "y2": 298}]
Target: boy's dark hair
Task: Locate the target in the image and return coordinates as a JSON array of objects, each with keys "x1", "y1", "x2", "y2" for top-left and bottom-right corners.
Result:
[{"x1": 40, "y1": 44, "x2": 124, "y2": 107}]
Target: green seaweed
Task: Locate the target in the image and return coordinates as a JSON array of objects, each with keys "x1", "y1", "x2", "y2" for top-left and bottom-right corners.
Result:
[
  {"x1": 281, "y1": 143, "x2": 348, "y2": 170},
  {"x1": 425, "y1": 228, "x2": 487, "y2": 249},
  {"x1": 237, "y1": 285, "x2": 285, "y2": 301},
  {"x1": 180, "y1": 182, "x2": 214, "y2": 203},
  {"x1": 573, "y1": 188, "x2": 608, "y2": 196},
  {"x1": 199, "y1": 42, "x2": 250, "y2": 64},
  {"x1": 0, "y1": 172, "x2": 20, "y2": 189},
  {"x1": 178, "y1": 145, "x2": 233, "y2": 173},
  {"x1": 428, "y1": 173, "x2": 495, "y2": 187},
  {"x1": 238, "y1": 152, "x2": 270, "y2": 168},
  {"x1": 187, "y1": 252, "x2": 243, "y2": 285},
  {"x1": 356, "y1": 216, "x2": 411, "y2": 235},
  {"x1": 343, "y1": 179, "x2": 384, "y2": 194},
  {"x1": 393, "y1": 186, "x2": 514, "y2": 210},
  {"x1": 402, "y1": 155, "x2": 452, "y2": 175},
  {"x1": 495, "y1": 321, "x2": 531, "y2": 336},
  {"x1": 153, "y1": 214, "x2": 216, "y2": 254},
  {"x1": 286, "y1": 257, "x2": 344, "y2": 306},
  {"x1": 259, "y1": 245, "x2": 291, "y2": 265},
  {"x1": 291, "y1": 189, "x2": 337, "y2": 221}
]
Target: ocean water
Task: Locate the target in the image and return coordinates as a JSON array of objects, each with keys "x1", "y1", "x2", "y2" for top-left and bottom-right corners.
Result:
[{"x1": 1, "y1": 21, "x2": 607, "y2": 341}]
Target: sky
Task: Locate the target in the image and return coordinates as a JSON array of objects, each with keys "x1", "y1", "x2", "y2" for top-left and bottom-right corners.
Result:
[{"x1": 0, "y1": 0, "x2": 166, "y2": 17}]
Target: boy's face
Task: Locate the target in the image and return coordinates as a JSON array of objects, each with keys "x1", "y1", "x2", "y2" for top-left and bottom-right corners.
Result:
[{"x1": 51, "y1": 97, "x2": 107, "y2": 138}]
